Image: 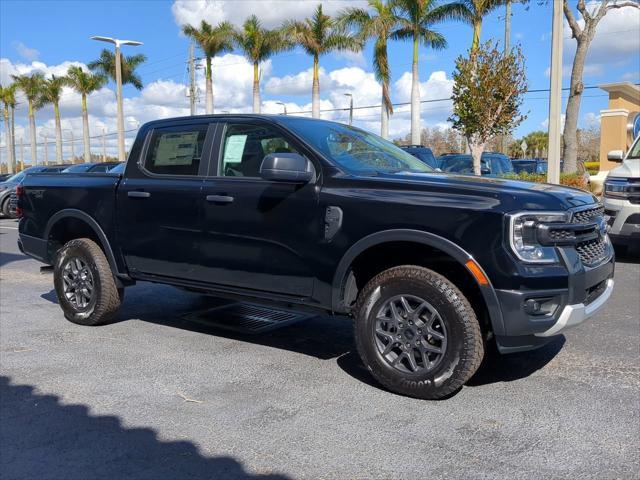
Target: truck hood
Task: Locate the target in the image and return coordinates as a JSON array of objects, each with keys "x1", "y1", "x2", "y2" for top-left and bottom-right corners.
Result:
[
  {"x1": 372, "y1": 171, "x2": 598, "y2": 212},
  {"x1": 606, "y1": 159, "x2": 640, "y2": 179}
]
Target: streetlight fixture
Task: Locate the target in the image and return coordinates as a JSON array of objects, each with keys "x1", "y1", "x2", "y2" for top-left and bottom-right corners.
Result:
[
  {"x1": 39, "y1": 131, "x2": 49, "y2": 165},
  {"x1": 276, "y1": 101, "x2": 287, "y2": 116},
  {"x1": 344, "y1": 93, "x2": 353, "y2": 126},
  {"x1": 91, "y1": 35, "x2": 143, "y2": 162}
]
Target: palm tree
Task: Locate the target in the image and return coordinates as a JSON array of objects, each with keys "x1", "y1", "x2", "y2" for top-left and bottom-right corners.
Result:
[
  {"x1": 88, "y1": 49, "x2": 146, "y2": 90},
  {"x1": 66, "y1": 66, "x2": 107, "y2": 163},
  {"x1": 37, "y1": 75, "x2": 68, "y2": 164},
  {"x1": 392, "y1": 0, "x2": 467, "y2": 144},
  {"x1": 234, "y1": 15, "x2": 292, "y2": 113},
  {"x1": 339, "y1": 0, "x2": 399, "y2": 138},
  {"x1": 11, "y1": 73, "x2": 44, "y2": 165},
  {"x1": 285, "y1": 4, "x2": 362, "y2": 119},
  {"x1": 0, "y1": 84, "x2": 17, "y2": 174},
  {"x1": 182, "y1": 21, "x2": 234, "y2": 114},
  {"x1": 456, "y1": 0, "x2": 506, "y2": 54}
]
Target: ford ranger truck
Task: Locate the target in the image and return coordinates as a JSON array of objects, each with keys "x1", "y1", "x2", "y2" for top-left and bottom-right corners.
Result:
[
  {"x1": 604, "y1": 135, "x2": 640, "y2": 254},
  {"x1": 16, "y1": 115, "x2": 615, "y2": 399}
]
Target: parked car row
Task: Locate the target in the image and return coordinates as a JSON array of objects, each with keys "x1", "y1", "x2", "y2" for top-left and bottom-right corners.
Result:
[
  {"x1": 0, "y1": 162, "x2": 123, "y2": 218},
  {"x1": 399, "y1": 146, "x2": 515, "y2": 177}
]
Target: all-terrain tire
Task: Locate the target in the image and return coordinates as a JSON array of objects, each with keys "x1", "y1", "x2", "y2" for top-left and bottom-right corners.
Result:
[
  {"x1": 354, "y1": 265, "x2": 484, "y2": 399},
  {"x1": 53, "y1": 238, "x2": 122, "y2": 326}
]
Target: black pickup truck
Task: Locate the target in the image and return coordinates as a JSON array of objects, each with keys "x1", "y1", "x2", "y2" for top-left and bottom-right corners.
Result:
[{"x1": 17, "y1": 115, "x2": 615, "y2": 399}]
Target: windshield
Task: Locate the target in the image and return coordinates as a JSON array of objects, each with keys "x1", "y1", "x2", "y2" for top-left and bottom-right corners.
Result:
[
  {"x1": 62, "y1": 164, "x2": 92, "y2": 173},
  {"x1": 109, "y1": 163, "x2": 125, "y2": 173},
  {"x1": 440, "y1": 155, "x2": 474, "y2": 174},
  {"x1": 628, "y1": 137, "x2": 640, "y2": 159},
  {"x1": 3, "y1": 170, "x2": 27, "y2": 183},
  {"x1": 407, "y1": 149, "x2": 438, "y2": 168},
  {"x1": 283, "y1": 119, "x2": 433, "y2": 174}
]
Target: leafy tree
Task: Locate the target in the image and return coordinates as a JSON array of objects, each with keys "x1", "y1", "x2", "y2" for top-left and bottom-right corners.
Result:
[
  {"x1": 562, "y1": 0, "x2": 639, "y2": 173},
  {"x1": 65, "y1": 66, "x2": 107, "y2": 162},
  {"x1": 37, "y1": 75, "x2": 68, "y2": 163},
  {"x1": 285, "y1": 4, "x2": 362, "y2": 119},
  {"x1": 88, "y1": 49, "x2": 146, "y2": 90},
  {"x1": 234, "y1": 16, "x2": 292, "y2": 113},
  {"x1": 0, "y1": 84, "x2": 17, "y2": 174},
  {"x1": 391, "y1": 0, "x2": 467, "y2": 145},
  {"x1": 182, "y1": 20, "x2": 234, "y2": 114},
  {"x1": 449, "y1": 41, "x2": 527, "y2": 174},
  {"x1": 11, "y1": 73, "x2": 44, "y2": 165},
  {"x1": 339, "y1": 0, "x2": 400, "y2": 138}
]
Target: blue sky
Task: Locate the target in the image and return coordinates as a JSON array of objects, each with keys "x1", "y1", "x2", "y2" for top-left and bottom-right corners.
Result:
[{"x1": 1, "y1": 0, "x2": 639, "y2": 161}]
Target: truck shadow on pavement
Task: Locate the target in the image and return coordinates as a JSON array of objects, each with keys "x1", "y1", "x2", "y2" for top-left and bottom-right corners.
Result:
[
  {"x1": 0, "y1": 376, "x2": 291, "y2": 480},
  {"x1": 40, "y1": 282, "x2": 564, "y2": 397},
  {"x1": 0, "y1": 251, "x2": 30, "y2": 268}
]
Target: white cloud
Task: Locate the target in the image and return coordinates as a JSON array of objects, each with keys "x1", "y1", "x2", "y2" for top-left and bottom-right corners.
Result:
[
  {"x1": 12, "y1": 42, "x2": 40, "y2": 61},
  {"x1": 172, "y1": 0, "x2": 368, "y2": 28},
  {"x1": 541, "y1": 114, "x2": 566, "y2": 130},
  {"x1": 584, "y1": 111, "x2": 601, "y2": 128}
]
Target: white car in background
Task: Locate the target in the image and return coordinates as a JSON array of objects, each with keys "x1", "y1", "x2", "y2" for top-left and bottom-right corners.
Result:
[{"x1": 603, "y1": 135, "x2": 640, "y2": 254}]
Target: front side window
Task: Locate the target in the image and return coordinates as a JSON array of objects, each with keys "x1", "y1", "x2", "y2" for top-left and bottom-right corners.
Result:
[
  {"x1": 282, "y1": 119, "x2": 432, "y2": 175},
  {"x1": 220, "y1": 123, "x2": 301, "y2": 177},
  {"x1": 145, "y1": 126, "x2": 207, "y2": 176}
]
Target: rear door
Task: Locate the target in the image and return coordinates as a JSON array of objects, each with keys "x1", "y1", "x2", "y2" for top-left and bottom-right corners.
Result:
[
  {"x1": 197, "y1": 119, "x2": 321, "y2": 296},
  {"x1": 117, "y1": 122, "x2": 214, "y2": 280}
]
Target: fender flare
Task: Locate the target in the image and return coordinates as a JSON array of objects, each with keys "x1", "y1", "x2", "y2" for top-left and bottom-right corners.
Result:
[
  {"x1": 331, "y1": 229, "x2": 506, "y2": 336},
  {"x1": 44, "y1": 209, "x2": 122, "y2": 276}
]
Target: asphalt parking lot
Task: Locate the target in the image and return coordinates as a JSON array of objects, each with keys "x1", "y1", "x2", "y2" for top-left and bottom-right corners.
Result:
[{"x1": 0, "y1": 217, "x2": 639, "y2": 479}]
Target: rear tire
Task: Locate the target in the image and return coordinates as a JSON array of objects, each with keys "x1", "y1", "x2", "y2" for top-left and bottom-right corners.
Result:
[
  {"x1": 53, "y1": 238, "x2": 122, "y2": 326},
  {"x1": 354, "y1": 265, "x2": 484, "y2": 399},
  {"x1": 1, "y1": 197, "x2": 11, "y2": 218}
]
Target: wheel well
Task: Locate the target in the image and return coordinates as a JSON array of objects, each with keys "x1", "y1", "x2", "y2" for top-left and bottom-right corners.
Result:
[
  {"x1": 48, "y1": 217, "x2": 105, "y2": 261},
  {"x1": 344, "y1": 241, "x2": 492, "y2": 335}
]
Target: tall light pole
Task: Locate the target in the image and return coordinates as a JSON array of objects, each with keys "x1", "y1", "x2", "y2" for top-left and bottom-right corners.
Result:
[
  {"x1": 62, "y1": 129, "x2": 75, "y2": 162},
  {"x1": 344, "y1": 93, "x2": 353, "y2": 126},
  {"x1": 276, "y1": 102, "x2": 287, "y2": 116},
  {"x1": 102, "y1": 128, "x2": 107, "y2": 162},
  {"x1": 547, "y1": 2, "x2": 563, "y2": 185},
  {"x1": 91, "y1": 36, "x2": 143, "y2": 162}
]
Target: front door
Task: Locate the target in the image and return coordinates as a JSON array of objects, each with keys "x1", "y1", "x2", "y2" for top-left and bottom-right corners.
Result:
[
  {"x1": 197, "y1": 120, "x2": 321, "y2": 297},
  {"x1": 117, "y1": 122, "x2": 213, "y2": 280}
]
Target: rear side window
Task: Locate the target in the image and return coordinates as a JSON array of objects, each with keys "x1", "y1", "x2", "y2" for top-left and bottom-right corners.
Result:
[{"x1": 145, "y1": 126, "x2": 208, "y2": 176}]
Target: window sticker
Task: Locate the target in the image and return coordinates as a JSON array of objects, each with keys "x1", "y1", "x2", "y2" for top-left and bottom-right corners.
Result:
[
  {"x1": 154, "y1": 132, "x2": 199, "y2": 166},
  {"x1": 223, "y1": 134, "x2": 248, "y2": 165}
]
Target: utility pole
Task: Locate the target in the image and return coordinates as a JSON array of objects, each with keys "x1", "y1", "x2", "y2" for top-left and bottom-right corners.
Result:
[
  {"x1": 42, "y1": 133, "x2": 48, "y2": 164},
  {"x1": 547, "y1": 1, "x2": 563, "y2": 185},
  {"x1": 276, "y1": 102, "x2": 287, "y2": 115},
  {"x1": 188, "y1": 43, "x2": 197, "y2": 116},
  {"x1": 344, "y1": 93, "x2": 354, "y2": 126},
  {"x1": 102, "y1": 128, "x2": 107, "y2": 161},
  {"x1": 70, "y1": 131, "x2": 75, "y2": 161},
  {"x1": 19, "y1": 137, "x2": 24, "y2": 170},
  {"x1": 501, "y1": 0, "x2": 512, "y2": 154}
]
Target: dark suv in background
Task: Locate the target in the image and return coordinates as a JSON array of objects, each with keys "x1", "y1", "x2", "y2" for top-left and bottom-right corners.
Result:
[
  {"x1": 399, "y1": 145, "x2": 440, "y2": 169},
  {"x1": 439, "y1": 152, "x2": 514, "y2": 176}
]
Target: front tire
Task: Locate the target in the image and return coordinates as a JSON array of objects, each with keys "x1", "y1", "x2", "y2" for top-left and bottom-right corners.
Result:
[
  {"x1": 54, "y1": 238, "x2": 122, "y2": 326},
  {"x1": 354, "y1": 265, "x2": 484, "y2": 399}
]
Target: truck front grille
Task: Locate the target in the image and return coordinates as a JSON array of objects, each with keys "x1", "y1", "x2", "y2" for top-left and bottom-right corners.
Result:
[
  {"x1": 571, "y1": 204, "x2": 604, "y2": 224},
  {"x1": 576, "y1": 237, "x2": 607, "y2": 266}
]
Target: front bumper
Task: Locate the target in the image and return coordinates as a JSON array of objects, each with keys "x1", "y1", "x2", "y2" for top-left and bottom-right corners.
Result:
[
  {"x1": 494, "y1": 245, "x2": 615, "y2": 353},
  {"x1": 534, "y1": 278, "x2": 614, "y2": 337},
  {"x1": 603, "y1": 196, "x2": 640, "y2": 243}
]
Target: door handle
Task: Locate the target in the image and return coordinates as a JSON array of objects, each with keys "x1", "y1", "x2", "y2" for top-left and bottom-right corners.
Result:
[
  {"x1": 128, "y1": 191, "x2": 151, "y2": 198},
  {"x1": 206, "y1": 195, "x2": 234, "y2": 204}
]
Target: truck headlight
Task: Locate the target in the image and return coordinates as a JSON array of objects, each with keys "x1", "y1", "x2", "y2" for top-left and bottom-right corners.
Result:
[
  {"x1": 508, "y1": 212, "x2": 569, "y2": 264},
  {"x1": 603, "y1": 177, "x2": 640, "y2": 201}
]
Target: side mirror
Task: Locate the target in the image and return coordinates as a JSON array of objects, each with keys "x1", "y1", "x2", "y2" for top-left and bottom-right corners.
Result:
[
  {"x1": 260, "y1": 153, "x2": 314, "y2": 183},
  {"x1": 607, "y1": 150, "x2": 624, "y2": 162}
]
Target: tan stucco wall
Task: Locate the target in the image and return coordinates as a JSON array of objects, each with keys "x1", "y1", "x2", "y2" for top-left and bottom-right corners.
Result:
[{"x1": 599, "y1": 83, "x2": 640, "y2": 172}]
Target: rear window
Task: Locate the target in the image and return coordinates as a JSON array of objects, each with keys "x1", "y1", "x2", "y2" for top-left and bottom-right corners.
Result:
[{"x1": 145, "y1": 126, "x2": 208, "y2": 176}]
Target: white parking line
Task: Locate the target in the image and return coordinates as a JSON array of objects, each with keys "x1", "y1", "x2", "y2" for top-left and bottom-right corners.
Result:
[{"x1": 0, "y1": 225, "x2": 18, "y2": 230}]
